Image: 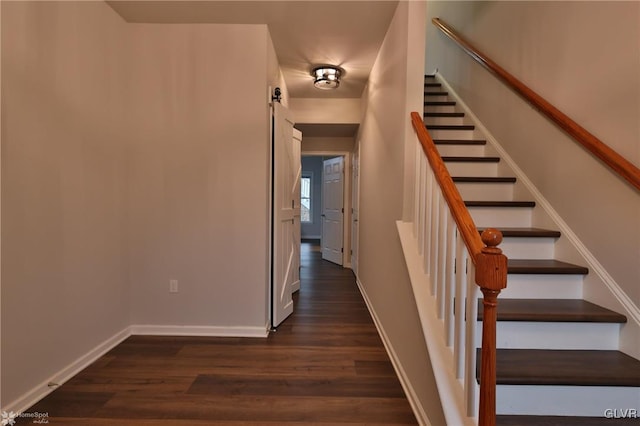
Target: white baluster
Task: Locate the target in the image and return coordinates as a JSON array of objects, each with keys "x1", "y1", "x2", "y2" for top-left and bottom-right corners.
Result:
[
  {"x1": 454, "y1": 234, "x2": 468, "y2": 379},
  {"x1": 465, "y1": 262, "x2": 479, "y2": 417}
]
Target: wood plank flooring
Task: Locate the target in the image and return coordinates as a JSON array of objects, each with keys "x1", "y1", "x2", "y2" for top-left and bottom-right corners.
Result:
[{"x1": 16, "y1": 243, "x2": 417, "y2": 425}]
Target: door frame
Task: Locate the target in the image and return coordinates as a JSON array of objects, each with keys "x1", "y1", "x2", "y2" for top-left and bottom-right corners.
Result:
[{"x1": 301, "y1": 151, "x2": 352, "y2": 268}]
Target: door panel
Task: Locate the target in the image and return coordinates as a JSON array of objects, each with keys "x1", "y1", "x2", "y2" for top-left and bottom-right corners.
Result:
[
  {"x1": 291, "y1": 129, "x2": 302, "y2": 293},
  {"x1": 272, "y1": 102, "x2": 296, "y2": 327},
  {"x1": 321, "y1": 157, "x2": 344, "y2": 265},
  {"x1": 351, "y1": 147, "x2": 359, "y2": 275}
]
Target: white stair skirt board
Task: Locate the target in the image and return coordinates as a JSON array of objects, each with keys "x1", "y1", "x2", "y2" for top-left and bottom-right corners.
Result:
[
  {"x1": 467, "y1": 206, "x2": 532, "y2": 228},
  {"x1": 444, "y1": 162, "x2": 498, "y2": 177},
  {"x1": 477, "y1": 322, "x2": 621, "y2": 350},
  {"x1": 2, "y1": 327, "x2": 131, "y2": 415},
  {"x1": 435, "y1": 144, "x2": 486, "y2": 157},
  {"x1": 456, "y1": 182, "x2": 514, "y2": 202},
  {"x1": 496, "y1": 385, "x2": 639, "y2": 417}
]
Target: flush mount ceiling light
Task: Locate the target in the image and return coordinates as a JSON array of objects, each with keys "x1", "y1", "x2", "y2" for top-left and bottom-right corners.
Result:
[{"x1": 311, "y1": 66, "x2": 343, "y2": 90}]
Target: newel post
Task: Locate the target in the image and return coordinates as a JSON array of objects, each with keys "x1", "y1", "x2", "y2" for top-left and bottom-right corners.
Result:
[{"x1": 475, "y1": 228, "x2": 508, "y2": 426}]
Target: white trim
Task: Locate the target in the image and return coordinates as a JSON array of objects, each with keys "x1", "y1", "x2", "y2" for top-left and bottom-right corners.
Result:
[
  {"x1": 356, "y1": 276, "x2": 433, "y2": 426},
  {"x1": 396, "y1": 221, "x2": 477, "y2": 426},
  {"x1": 2, "y1": 327, "x2": 131, "y2": 415},
  {"x1": 130, "y1": 324, "x2": 269, "y2": 338},
  {"x1": 435, "y1": 72, "x2": 640, "y2": 339}
]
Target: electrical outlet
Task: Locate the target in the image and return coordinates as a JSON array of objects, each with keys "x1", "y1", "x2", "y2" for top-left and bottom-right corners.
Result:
[{"x1": 169, "y1": 279, "x2": 178, "y2": 293}]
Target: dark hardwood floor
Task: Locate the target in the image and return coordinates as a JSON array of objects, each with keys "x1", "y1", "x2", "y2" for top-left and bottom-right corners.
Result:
[{"x1": 17, "y1": 242, "x2": 417, "y2": 425}]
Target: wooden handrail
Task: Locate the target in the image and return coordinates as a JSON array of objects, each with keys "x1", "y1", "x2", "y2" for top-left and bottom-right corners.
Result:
[
  {"x1": 432, "y1": 17, "x2": 640, "y2": 192},
  {"x1": 411, "y1": 111, "x2": 507, "y2": 426}
]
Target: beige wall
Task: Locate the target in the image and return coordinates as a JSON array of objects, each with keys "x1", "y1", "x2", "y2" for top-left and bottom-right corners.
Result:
[
  {"x1": 1, "y1": 1, "x2": 131, "y2": 405},
  {"x1": 301, "y1": 136, "x2": 355, "y2": 153},
  {"x1": 426, "y1": 1, "x2": 640, "y2": 305},
  {"x1": 126, "y1": 23, "x2": 271, "y2": 328},
  {"x1": 290, "y1": 98, "x2": 361, "y2": 124},
  {"x1": 1, "y1": 2, "x2": 277, "y2": 408},
  {"x1": 358, "y1": 1, "x2": 446, "y2": 424}
]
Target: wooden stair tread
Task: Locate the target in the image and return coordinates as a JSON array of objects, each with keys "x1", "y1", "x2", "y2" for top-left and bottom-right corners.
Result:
[
  {"x1": 425, "y1": 91, "x2": 449, "y2": 96},
  {"x1": 477, "y1": 349, "x2": 640, "y2": 386},
  {"x1": 442, "y1": 156, "x2": 500, "y2": 162},
  {"x1": 497, "y1": 415, "x2": 640, "y2": 425},
  {"x1": 454, "y1": 176, "x2": 516, "y2": 183},
  {"x1": 434, "y1": 139, "x2": 485, "y2": 145},
  {"x1": 425, "y1": 82, "x2": 441, "y2": 88},
  {"x1": 425, "y1": 101, "x2": 456, "y2": 106},
  {"x1": 478, "y1": 299, "x2": 627, "y2": 323},
  {"x1": 507, "y1": 259, "x2": 589, "y2": 275},
  {"x1": 426, "y1": 124, "x2": 475, "y2": 130},
  {"x1": 424, "y1": 112, "x2": 465, "y2": 117},
  {"x1": 465, "y1": 200, "x2": 535, "y2": 207},
  {"x1": 477, "y1": 227, "x2": 560, "y2": 238}
]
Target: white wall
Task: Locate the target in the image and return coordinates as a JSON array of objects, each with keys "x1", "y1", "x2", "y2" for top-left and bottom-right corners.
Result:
[
  {"x1": 357, "y1": 1, "x2": 446, "y2": 424},
  {"x1": 425, "y1": 1, "x2": 640, "y2": 306},
  {"x1": 1, "y1": 1, "x2": 131, "y2": 406}
]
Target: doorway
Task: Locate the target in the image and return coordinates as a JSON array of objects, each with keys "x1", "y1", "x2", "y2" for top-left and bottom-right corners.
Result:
[{"x1": 301, "y1": 153, "x2": 352, "y2": 268}]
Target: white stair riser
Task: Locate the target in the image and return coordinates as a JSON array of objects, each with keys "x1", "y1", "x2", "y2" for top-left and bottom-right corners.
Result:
[
  {"x1": 424, "y1": 104, "x2": 457, "y2": 113},
  {"x1": 428, "y1": 129, "x2": 478, "y2": 140},
  {"x1": 468, "y1": 206, "x2": 532, "y2": 228},
  {"x1": 477, "y1": 322, "x2": 620, "y2": 350},
  {"x1": 424, "y1": 116, "x2": 466, "y2": 126},
  {"x1": 444, "y1": 162, "x2": 498, "y2": 177},
  {"x1": 496, "y1": 385, "x2": 639, "y2": 416},
  {"x1": 456, "y1": 182, "x2": 514, "y2": 202},
  {"x1": 499, "y1": 237, "x2": 556, "y2": 259},
  {"x1": 436, "y1": 144, "x2": 486, "y2": 157},
  {"x1": 501, "y1": 274, "x2": 583, "y2": 299},
  {"x1": 424, "y1": 94, "x2": 449, "y2": 101}
]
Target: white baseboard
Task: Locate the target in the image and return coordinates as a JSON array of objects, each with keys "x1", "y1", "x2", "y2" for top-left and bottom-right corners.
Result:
[
  {"x1": 2, "y1": 326, "x2": 131, "y2": 415},
  {"x1": 130, "y1": 324, "x2": 269, "y2": 338},
  {"x1": 355, "y1": 277, "x2": 432, "y2": 426}
]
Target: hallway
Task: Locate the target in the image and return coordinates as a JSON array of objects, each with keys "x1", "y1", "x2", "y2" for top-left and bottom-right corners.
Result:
[{"x1": 16, "y1": 242, "x2": 417, "y2": 425}]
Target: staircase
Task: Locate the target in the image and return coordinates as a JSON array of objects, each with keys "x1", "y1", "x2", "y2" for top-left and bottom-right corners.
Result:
[{"x1": 423, "y1": 75, "x2": 640, "y2": 424}]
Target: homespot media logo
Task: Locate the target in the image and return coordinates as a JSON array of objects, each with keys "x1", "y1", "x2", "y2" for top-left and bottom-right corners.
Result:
[
  {"x1": 604, "y1": 408, "x2": 638, "y2": 419},
  {"x1": 1, "y1": 411, "x2": 49, "y2": 425}
]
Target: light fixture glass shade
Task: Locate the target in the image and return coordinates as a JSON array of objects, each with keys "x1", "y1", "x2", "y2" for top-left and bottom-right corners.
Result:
[{"x1": 312, "y1": 66, "x2": 342, "y2": 90}]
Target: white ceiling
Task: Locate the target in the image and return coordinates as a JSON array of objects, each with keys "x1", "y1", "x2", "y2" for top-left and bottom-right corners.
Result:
[{"x1": 107, "y1": 1, "x2": 399, "y2": 99}]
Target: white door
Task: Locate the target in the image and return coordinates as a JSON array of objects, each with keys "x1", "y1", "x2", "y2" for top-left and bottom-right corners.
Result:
[
  {"x1": 272, "y1": 102, "x2": 298, "y2": 327},
  {"x1": 291, "y1": 129, "x2": 302, "y2": 293},
  {"x1": 351, "y1": 147, "x2": 360, "y2": 275},
  {"x1": 321, "y1": 156, "x2": 344, "y2": 265}
]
